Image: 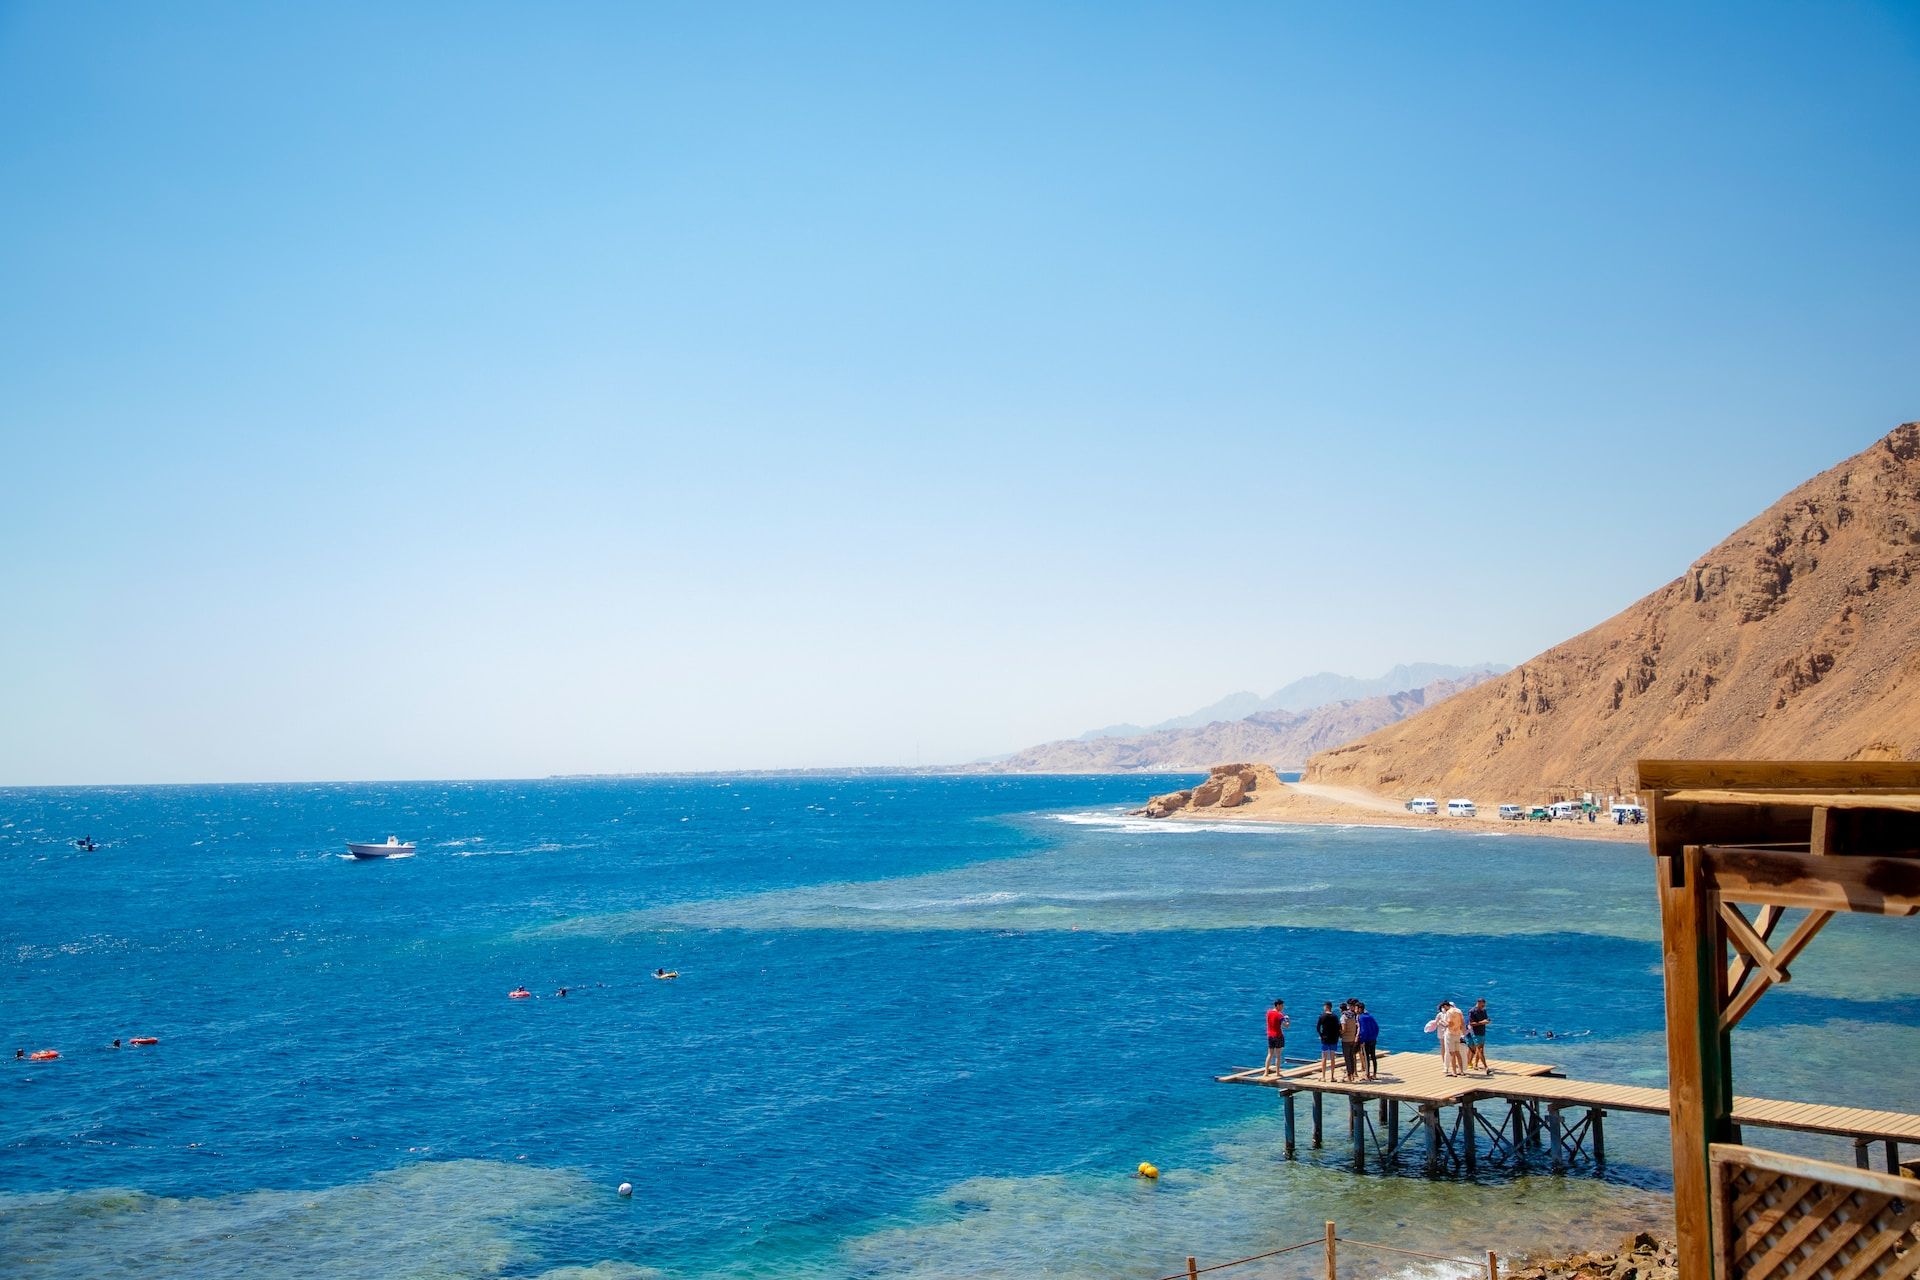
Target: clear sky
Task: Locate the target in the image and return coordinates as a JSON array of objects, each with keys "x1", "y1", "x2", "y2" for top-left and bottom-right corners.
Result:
[{"x1": 2, "y1": 3, "x2": 1916, "y2": 785}]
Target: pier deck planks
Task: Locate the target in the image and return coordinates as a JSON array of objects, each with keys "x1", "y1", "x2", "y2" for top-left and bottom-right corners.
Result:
[{"x1": 1220, "y1": 1051, "x2": 1920, "y2": 1145}]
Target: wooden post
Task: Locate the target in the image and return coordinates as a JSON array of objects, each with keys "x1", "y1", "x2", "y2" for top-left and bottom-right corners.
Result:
[
  {"x1": 1312, "y1": 1090, "x2": 1323, "y2": 1148},
  {"x1": 1885, "y1": 1140, "x2": 1898, "y2": 1173},
  {"x1": 1510, "y1": 1101, "x2": 1527, "y2": 1167},
  {"x1": 1386, "y1": 1099, "x2": 1400, "y2": 1168},
  {"x1": 1658, "y1": 845, "x2": 1735, "y2": 1280},
  {"x1": 1548, "y1": 1103, "x2": 1564, "y2": 1173},
  {"x1": 1527, "y1": 1101, "x2": 1542, "y2": 1148},
  {"x1": 1284, "y1": 1090, "x2": 1297, "y2": 1159},
  {"x1": 1186, "y1": 1257, "x2": 1198, "y2": 1280},
  {"x1": 1855, "y1": 1138, "x2": 1871, "y2": 1170},
  {"x1": 1350, "y1": 1097, "x2": 1365, "y2": 1173},
  {"x1": 1591, "y1": 1109, "x2": 1606, "y2": 1169},
  {"x1": 1324, "y1": 1220, "x2": 1337, "y2": 1280},
  {"x1": 1423, "y1": 1104, "x2": 1441, "y2": 1175},
  {"x1": 1463, "y1": 1099, "x2": 1477, "y2": 1175},
  {"x1": 1487, "y1": 1250, "x2": 1500, "y2": 1280}
]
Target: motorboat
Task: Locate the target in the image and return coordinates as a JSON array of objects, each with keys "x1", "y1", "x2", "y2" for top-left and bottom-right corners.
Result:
[{"x1": 347, "y1": 836, "x2": 414, "y2": 860}]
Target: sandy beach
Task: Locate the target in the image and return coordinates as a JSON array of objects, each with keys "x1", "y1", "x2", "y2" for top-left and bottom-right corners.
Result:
[{"x1": 1162, "y1": 779, "x2": 1648, "y2": 843}]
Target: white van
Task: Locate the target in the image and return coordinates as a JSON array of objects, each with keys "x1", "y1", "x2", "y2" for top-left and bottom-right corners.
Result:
[
  {"x1": 1447, "y1": 799, "x2": 1477, "y2": 817},
  {"x1": 1610, "y1": 803, "x2": 1647, "y2": 823},
  {"x1": 1497, "y1": 804, "x2": 1525, "y2": 821},
  {"x1": 1548, "y1": 801, "x2": 1583, "y2": 820},
  {"x1": 1406, "y1": 797, "x2": 1439, "y2": 815}
]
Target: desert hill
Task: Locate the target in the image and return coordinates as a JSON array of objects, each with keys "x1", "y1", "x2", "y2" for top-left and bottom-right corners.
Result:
[
  {"x1": 987, "y1": 672, "x2": 1495, "y2": 772},
  {"x1": 1076, "y1": 662, "x2": 1505, "y2": 740},
  {"x1": 1306, "y1": 423, "x2": 1920, "y2": 801}
]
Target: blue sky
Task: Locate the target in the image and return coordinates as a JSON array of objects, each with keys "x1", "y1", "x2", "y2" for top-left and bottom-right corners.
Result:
[{"x1": 2, "y1": 3, "x2": 1916, "y2": 784}]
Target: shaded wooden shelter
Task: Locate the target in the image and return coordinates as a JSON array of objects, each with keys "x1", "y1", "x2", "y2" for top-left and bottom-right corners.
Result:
[{"x1": 1642, "y1": 760, "x2": 1920, "y2": 1280}]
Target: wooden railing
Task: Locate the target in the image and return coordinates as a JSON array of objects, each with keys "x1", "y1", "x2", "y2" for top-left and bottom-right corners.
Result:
[
  {"x1": 1157, "y1": 1221, "x2": 1499, "y2": 1280},
  {"x1": 1711, "y1": 1143, "x2": 1920, "y2": 1279}
]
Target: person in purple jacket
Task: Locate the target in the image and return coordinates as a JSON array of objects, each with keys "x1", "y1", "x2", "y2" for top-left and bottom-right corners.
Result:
[{"x1": 1354, "y1": 1002, "x2": 1380, "y2": 1081}]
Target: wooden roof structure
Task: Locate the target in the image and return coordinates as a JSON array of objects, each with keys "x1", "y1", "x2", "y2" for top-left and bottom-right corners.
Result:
[{"x1": 1641, "y1": 759, "x2": 1920, "y2": 1280}]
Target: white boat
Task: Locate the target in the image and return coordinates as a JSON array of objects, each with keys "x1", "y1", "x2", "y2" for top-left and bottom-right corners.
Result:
[{"x1": 347, "y1": 836, "x2": 414, "y2": 860}]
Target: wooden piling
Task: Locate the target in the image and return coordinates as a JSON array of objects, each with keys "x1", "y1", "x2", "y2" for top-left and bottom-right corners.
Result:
[
  {"x1": 1324, "y1": 1220, "x2": 1337, "y2": 1280},
  {"x1": 1186, "y1": 1256, "x2": 1198, "y2": 1280},
  {"x1": 1462, "y1": 1098, "x2": 1477, "y2": 1175},
  {"x1": 1350, "y1": 1097, "x2": 1365, "y2": 1173},
  {"x1": 1283, "y1": 1090, "x2": 1297, "y2": 1159},
  {"x1": 1312, "y1": 1090, "x2": 1323, "y2": 1148},
  {"x1": 1591, "y1": 1108, "x2": 1606, "y2": 1168},
  {"x1": 1549, "y1": 1103, "x2": 1565, "y2": 1173},
  {"x1": 1487, "y1": 1249, "x2": 1500, "y2": 1279}
]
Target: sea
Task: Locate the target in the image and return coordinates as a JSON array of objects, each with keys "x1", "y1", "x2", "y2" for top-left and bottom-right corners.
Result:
[{"x1": 5, "y1": 775, "x2": 1919, "y2": 1279}]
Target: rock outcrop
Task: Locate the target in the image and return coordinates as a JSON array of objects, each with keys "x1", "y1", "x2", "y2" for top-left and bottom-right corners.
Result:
[
  {"x1": 1140, "y1": 763, "x2": 1277, "y2": 817},
  {"x1": 1307, "y1": 423, "x2": 1920, "y2": 800}
]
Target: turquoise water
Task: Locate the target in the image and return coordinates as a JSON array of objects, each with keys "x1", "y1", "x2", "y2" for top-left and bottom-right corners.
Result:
[{"x1": 4, "y1": 776, "x2": 1916, "y2": 1278}]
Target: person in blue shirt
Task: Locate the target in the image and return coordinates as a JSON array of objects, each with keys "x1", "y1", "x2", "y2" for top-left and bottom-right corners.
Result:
[{"x1": 1354, "y1": 1002, "x2": 1380, "y2": 1081}]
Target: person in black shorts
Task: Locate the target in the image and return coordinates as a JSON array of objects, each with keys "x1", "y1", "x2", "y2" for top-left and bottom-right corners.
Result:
[
  {"x1": 1264, "y1": 999, "x2": 1290, "y2": 1076},
  {"x1": 1467, "y1": 997, "x2": 1490, "y2": 1073},
  {"x1": 1315, "y1": 1002, "x2": 1341, "y2": 1081}
]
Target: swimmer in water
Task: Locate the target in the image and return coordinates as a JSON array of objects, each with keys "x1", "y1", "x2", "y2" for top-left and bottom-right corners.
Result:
[{"x1": 653, "y1": 968, "x2": 679, "y2": 980}]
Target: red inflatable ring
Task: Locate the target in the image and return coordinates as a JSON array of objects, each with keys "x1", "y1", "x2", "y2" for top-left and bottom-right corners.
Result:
[
  {"x1": 129, "y1": 1037, "x2": 159, "y2": 1046},
  {"x1": 28, "y1": 1050, "x2": 59, "y2": 1061}
]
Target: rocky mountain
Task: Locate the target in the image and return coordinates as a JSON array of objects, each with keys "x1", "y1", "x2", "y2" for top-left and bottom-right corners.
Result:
[
  {"x1": 1306, "y1": 423, "x2": 1920, "y2": 799},
  {"x1": 1071, "y1": 662, "x2": 1506, "y2": 741},
  {"x1": 986, "y1": 673, "x2": 1497, "y2": 772}
]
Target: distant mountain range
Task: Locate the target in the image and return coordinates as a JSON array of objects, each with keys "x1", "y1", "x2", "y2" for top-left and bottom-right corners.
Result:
[
  {"x1": 1072, "y1": 663, "x2": 1508, "y2": 741},
  {"x1": 984, "y1": 666, "x2": 1505, "y2": 773},
  {"x1": 1307, "y1": 422, "x2": 1920, "y2": 796}
]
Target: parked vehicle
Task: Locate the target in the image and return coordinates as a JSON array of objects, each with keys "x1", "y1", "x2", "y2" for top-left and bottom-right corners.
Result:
[
  {"x1": 1497, "y1": 804, "x2": 1525, "y2": 821},
  {"x1": 1446, "y1": 799, "x2": 1477, "y2": 817},
  {"x1": 1610, "y1": 803, "x2": 1647, "y2": 824},
  {"x1": 1406, "y1": 797, "x2": 1439, "y2": 815},
  {"x1": 1526, "y1": 806, "x2": 1552, "y2": 821},
  {"x1": 1547, "y1": 801, "x2": 1583, "y2": 820}
]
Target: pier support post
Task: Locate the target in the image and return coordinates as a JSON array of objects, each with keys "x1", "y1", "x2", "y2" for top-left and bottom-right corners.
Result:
[
  {"x1": 1591, "y1": 1109, "x2": 1606, "y2": 1169},
  {"x1": 1885, "y1": 1140, "x2": 1898, "y2": 1173},
  {"x1": 1423, "y1": 1104, "x2": 1441, "y2": 1176},
  {"x1": 1350, "y1": 1097, "x2": 1366, "y2": 1173},
  {"x1": 1386, "y1": 1100, "x2": 1400, "y2": 1168},
  {"x1": 1462, "y1": 1099, "x2": 1477, "y2": 1175},
  {"x1": 1548, "y1": 1104, "x2": 1565, "y2": 1173},
  {"x1": 1510, "y1": 1101, "x2": 1528, "y2": 1168},
  {"x1": 1855, "y1": 1138, "x2": 1871, "y2": 1170},
  {"x1": 1312, "y1": 1091, "x2": 1324, "y2": 1148},
  {"x1": 1528, "y1": 1101, "x2": 1543, "y2": 1149},
  {"x1": 1283, "y1": 1091, "x2": 1297, "y2": 1159}
]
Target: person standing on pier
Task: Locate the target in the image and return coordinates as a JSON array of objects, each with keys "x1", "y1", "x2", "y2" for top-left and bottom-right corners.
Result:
[
  {"x1": 1467, "y1": 998, "x2": 1491, "y2": 1074},
  {"x1": 1263, "y1": 999, "x2": 1290, "y2": 1076},
  {"x1": 1338, "y1": 1001, "x2": 1361, "y2": 1082},
  {"x1": 1315, "y1": 1002, "x2": 1341, "y2": 1081},
  {"x1": 1445, "y1": 1000, "x2": 1469, "y2": 1075},
  {"x1": 1355, "y1": 1002, "x2": 1379, "y2": 1080}
]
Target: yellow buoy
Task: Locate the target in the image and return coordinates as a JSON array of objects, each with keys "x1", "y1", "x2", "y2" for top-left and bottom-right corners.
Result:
[{"x1": 1137, "y1": 1162, "x2": 1159, "y2": 1179}]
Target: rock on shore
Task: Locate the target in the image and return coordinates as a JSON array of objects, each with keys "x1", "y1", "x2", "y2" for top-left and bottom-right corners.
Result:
[
  {"x1": 1137, "y1": 762, "x2": 1279, "y2": 818},
  {"x1": 1509, "y1": 1233, "x2": 1677, "y2": 1280}
]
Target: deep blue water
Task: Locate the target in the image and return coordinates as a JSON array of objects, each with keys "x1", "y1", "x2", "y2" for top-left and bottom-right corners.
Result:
[{"x1": 4, "y1": 777, "x2": 1917, "y2": 1279}]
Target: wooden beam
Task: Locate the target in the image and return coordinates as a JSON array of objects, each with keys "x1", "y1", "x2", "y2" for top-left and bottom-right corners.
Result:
[
  {"x1": 1719, "y1": 908, "x2": 1834, "y2": 1032},
  {"x1": 1648, "y1": 801, "x2": 1817, "y2": 863},
  {"x1": 1662, "y1": 847, "x2": 1734, "y2": 1280},
  {"x1": 1639, "y1": 760, "x2": 1920, "y2": 791},
  {"x1": 1702, "y1": 847, "x2": 1920, "y2": 917},
  {"x1": 1712, "y1": 1141, "x2": 1920, "y2": 1197}
]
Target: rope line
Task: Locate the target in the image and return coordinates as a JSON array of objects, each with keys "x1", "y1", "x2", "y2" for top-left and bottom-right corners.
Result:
[{"x1": 1151, "y1": 1233, "x2": 1488, "y2": 1280}]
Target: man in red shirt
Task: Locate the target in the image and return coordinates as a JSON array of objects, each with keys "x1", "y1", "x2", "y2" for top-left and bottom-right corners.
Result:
[{"x1": 1264, "y1": 999, "x2": 1290, "y2": 1076}]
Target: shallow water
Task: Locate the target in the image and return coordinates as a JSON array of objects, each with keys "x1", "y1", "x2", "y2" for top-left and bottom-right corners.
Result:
[{"x1": 3, "y1": 777, "x2": 1915, "y2": 1278}]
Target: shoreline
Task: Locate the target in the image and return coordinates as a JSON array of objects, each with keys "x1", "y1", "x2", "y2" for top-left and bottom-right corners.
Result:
[{"x1": 1157, "y1": 779, "x2": 1647, "y2": 844}]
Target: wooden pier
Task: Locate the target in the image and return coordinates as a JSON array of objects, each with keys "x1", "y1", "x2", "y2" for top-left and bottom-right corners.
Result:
[{"x1": 1219, "y1": 1050, "x2": 1920, "y2": 1178}]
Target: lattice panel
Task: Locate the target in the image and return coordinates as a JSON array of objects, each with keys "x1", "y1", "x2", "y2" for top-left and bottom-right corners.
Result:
[{"x1": 1716, "y1": 1150, "x2": 1920, "y2": 1279}]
